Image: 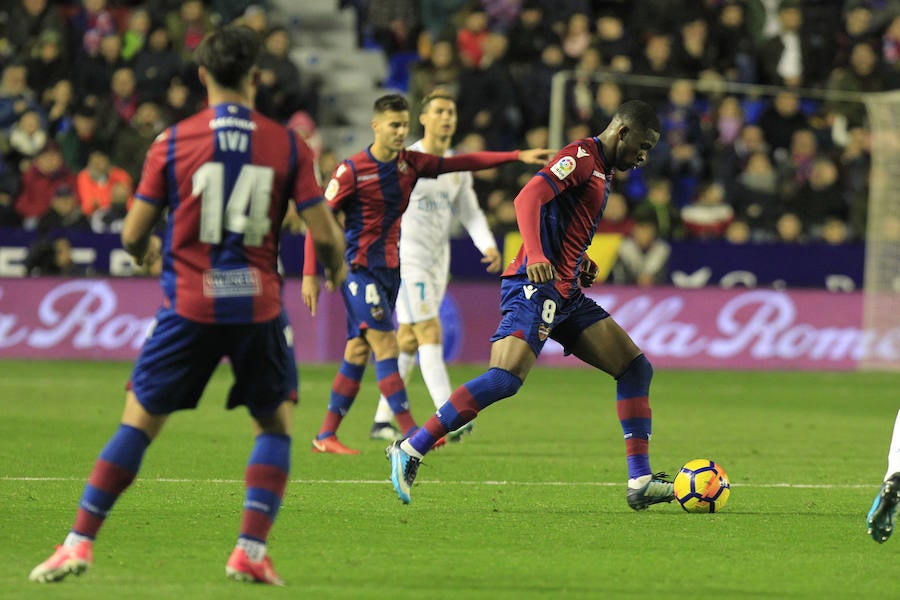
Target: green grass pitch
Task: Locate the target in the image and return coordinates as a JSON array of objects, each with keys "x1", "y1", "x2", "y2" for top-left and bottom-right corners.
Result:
[{"x1": 1, "y1": 360, "x2": 898, "y2": 599}]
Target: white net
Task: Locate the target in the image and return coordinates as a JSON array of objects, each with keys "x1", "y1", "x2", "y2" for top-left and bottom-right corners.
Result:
[{"x1": 862, "y1": 90, "x2": 900, "y2": 371}]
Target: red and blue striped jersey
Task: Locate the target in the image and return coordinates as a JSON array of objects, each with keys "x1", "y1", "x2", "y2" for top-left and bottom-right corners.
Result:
[
  {"x1": 323, "y1": 147, "x2": 444, "y2": 270},
  {"x1": 502, "y1": 137, "x2": 614, "y2": 298},
  {"x1": 134, "y1": 102, "x2": 323, "y2": 324}
]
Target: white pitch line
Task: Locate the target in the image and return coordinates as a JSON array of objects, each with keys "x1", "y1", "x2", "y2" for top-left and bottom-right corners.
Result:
[{"x1": 0, "y1": 476, "x2": 877, "y2": 489}]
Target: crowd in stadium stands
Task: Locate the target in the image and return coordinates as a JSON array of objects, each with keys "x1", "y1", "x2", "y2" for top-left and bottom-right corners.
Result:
[{"x1": 0, "y1": 0, "x2": 897, "y2": 279}]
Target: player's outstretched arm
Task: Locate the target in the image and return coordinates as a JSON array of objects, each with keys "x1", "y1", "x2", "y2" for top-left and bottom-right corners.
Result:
[{"x1": 517, "y1": 148, "x2": 554, "y2": 165}]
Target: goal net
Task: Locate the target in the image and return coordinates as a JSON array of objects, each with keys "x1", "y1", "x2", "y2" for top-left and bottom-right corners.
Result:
[{"x1": 862, "y1": 90, "x2": 900, "y2": 371}]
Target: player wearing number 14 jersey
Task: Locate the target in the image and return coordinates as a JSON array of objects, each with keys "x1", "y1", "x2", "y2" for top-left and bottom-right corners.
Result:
[{"x1": 29, "y1": 25, "x2": 346, "y2": 586}]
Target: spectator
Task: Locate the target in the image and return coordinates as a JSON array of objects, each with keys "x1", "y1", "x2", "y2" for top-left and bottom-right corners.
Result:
[
  {"x1": 161, "y1": 76, "x2": 198, "y2": 124},
  {"x1": 456, "y1": 32, "x2": 522, "y2": 149},
  {"x1": 827, "y1": 41, "x2": 887, "y2": 128},
  {"x1": 25, "y1": 234, "x2": 89, "y2": 276},
  {"x1": 368, "y1": 0, "x2": 420, "y2": 57},
  {"x1": 15, "y1": 142, "x2": 76, "y2": 227},
  {"x1": 773, "y1": 211, "x2": 805, "y2": 243},
  {"x1": 882, "y1": 14, "x2": 900, "y2": 72},
  {"x1": 642, "y1": 177, "x2": 682, "y2": 241},
  {"x1": 733, "y1": 151, "x2": 780, "y2": 240},
  {"x1": 112, "y1": 102, "x2": 166, "y2": 184},
  {"x1": 237, "y1": 4, "x2": 268, "y2": 35},
  {"x1": 121, "y1": 7, "x2": 152, "y2": 61},
  {"x1": 840, "y1": 125, "x2": 871, "y2": 239},
  {"x1": 456, "y1": 5, "x2": 490, "y2": 67},
  {"x1": 76, "y1": 149, "x2": 132, "y2": 217},
  {"x1": 7, "y1": 109, "x2": 47, "y2": 165},
  {"x1": 41, "y1": 78, "x2": 76, "y2": 137},
  {"x1": 167, "y1": 0, "x2": 214, "y2": 61},
  {"x1": 711, "y1": 123, "x2": 769, "y2": 185},
  {"x1": 420, "y1": 0, "x2": 468, "y2": 42},
  {"x1": 589, "y1": 80, "x2": 623, "y2": 132},
  {"x1": 133, "y1": 25, "x2": 183, "y2": 105},
  {"x1": 506, "y1": 1, "x2": 559, "y2": 67},
  {"x1": 256, "y1": 26, "x2": 307, "y2": 123},
  {"x1": 757, "y1": 0, "x2": 830, "y2": 87},
  {"x1": 408, "y1": 39, "x2": 460, "y2": 130},
  {"x1": 73, "y1": 32, "x2": 126, "y2": 101},
  {"x1": 25, "y1": 30, "x2": 67, "y2": 102},
  {"x1": 776, "y1": 127, "x2": 818, "y2": 201},
  {"x1": 631, "y1": 33, "x2": 681, "y2": 108},
  {"x1": 565, "y1": 47, "x2": 602, "y2": 128},
  {"x1": 596, "y1": 191, "x2": 633, "y2": 235},
  {"x1": 724, "y1": 218, "x2": 752, "y2": 244},
  {"x1": 757, "y1": 89, "x2": 809, "y2": 160},
  {"x1": 0, "y1": 154, "x2": 22, "y2": 227},
  {"x1": 785, "y1": 157, "x2": 846, "y2": 236},
  {"x1": 515, "y1": 43, "x2": 565, "y2": 132},
  {"x1": 820, "y1": 216, "x2": 852, "y2": 244},
  {"x1": 561, "y1": 12, "x2": 593, "y2": 63},
  {"x1": 37, "y1": 184, "x2": 90, "y2": 232},
  {"x1": 594, "y1": 12, "x2": 631, "y2": 67},
  {"x1": 0, "y1": 63, "x2": 42, "y2": 133},
  {"x1": 651, "y1": 79, "x2": 706, "y2": 207},
  {"x1": 681, "y1": 182, "x2": 734, "y2": 239},
  {"x1": 6, "y1": 0, "x2": 66, "y2": 61},
  {"x1": 58, "y1": 102, "x2": 102, "y2": 171},
  {"x1": 671, "y1": 16, "x2": 715, "y2": 79},
  {"x1": 834, "y1": 2, "x2": 880, "y2": 68},
  {"x1": 611, "y1": 209, "x2": 671, "y2": 287},
  {"x1": 70, "y1": 0, "x2": 117, "y2": 58},
  {"x1": 709, "y1": 0, "x2": 757, "y2": 83}
]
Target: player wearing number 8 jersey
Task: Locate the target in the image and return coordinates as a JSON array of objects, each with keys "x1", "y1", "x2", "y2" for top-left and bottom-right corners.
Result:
[
  {"x1": 387, "y1": 101, "x2": 677, "y2": 511},
  {"x1": 28, "y1": 25, "x2": 346, "y2": 586}
]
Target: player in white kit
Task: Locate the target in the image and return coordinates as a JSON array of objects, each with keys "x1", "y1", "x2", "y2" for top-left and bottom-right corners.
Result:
[{"x1": 370, "y1": 89, "x2": 501, "y2": 442}]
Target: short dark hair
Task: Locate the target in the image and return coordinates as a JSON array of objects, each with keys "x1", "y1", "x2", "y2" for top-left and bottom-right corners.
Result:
[
  {"x1": 421, "y1": 88, "x2": 455, "y2": 111},
  {"x1": 194, "y1": 25, "x2": 262, "y2": 90},
  {"x1": 374, "y1": 94, "x2": 409, "y2": 114},
  {"x1": 615, "y1": 100, "x2": 661, "y2": 134}
]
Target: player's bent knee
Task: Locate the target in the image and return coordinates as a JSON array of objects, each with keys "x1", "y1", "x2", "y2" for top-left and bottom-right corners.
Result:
[{"x1": 486, "y1": 367, "x2": 523, "y2": 400}]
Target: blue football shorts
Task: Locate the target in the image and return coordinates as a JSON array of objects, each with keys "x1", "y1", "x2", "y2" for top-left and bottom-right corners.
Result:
[
  {"x1": 340, "y1": 265, "x2": 401, "y2": 339},
  {"x1": 129, "y1": 307, "x2": 298, "y2": 417},
  {"x1": 490, "y1": 274, "x2": 610, "y2": 356}
]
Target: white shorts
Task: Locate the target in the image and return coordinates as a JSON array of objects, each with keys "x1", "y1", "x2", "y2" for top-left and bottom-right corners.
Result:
[{"x1": 395, "y1": 266, "x2": 448, "y2": 325}]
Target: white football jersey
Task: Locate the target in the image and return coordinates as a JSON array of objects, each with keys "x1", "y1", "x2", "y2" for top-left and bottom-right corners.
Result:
[{"x1": 399, "y1": 139, "x2": 496, "y2": 280}]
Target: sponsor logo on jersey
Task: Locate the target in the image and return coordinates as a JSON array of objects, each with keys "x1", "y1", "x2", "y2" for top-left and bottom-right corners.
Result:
[
  {"x1": 523, "y1": 284, "x2": 537, "y2": 299},
  {"x1": 202, "y1": 267, "x2": 262, "y2": 298},
  {"x1": 592, "y1": 170, "x2": 606, "y2": 180},
  {"x1": 357, "y1": 174, "x2": 378, "y2": 182},
  {"x1": 537, "y1": 323, "x2": 552, "y2": 341},
  {"x1": 325, "y1": 178, "x2": 339, "y2": 201},
  {"x1": 550, "y1": 156, "x2": 576, "y2": 180},
  {"x1": 576, "y1": 146, "x2": 590, "y2": 158}
]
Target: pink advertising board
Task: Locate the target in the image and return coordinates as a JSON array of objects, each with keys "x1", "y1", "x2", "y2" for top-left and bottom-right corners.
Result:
[{"x1": 1, "y1": 278, "x2": 898, "y2": 370}]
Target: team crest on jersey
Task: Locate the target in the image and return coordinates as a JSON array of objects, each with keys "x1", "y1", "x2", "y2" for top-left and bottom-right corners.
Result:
[
  {"x1": 550, "y1": 156, "x2": 576, "y2": 180},
  {"x1": 537, "y1": 323, "x2": 552, "y2": 341},
  {"x1": 325, "y1": 178, "x2": 339, "y2": 201},
  {"x1": 397, "y1": 160, "x2": 408, "y2": 173},
  {"x1": 370, "y1": 305, "x2": 385, "y2": 320}
]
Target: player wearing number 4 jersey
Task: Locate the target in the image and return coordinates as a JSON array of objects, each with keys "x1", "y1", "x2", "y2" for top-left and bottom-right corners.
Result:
[
  {"x1": 387, "y1": 100, "x2": 676, "y2": 510},
  {"x1": 369, "y1": 89, "x2": 501, "y2": 443},
  {"x1": 29, "y1": 26, "x2": 346, "y2": 586},
  {"x1": 302, "y1": 93, "x2": 551, "y2": 454}
]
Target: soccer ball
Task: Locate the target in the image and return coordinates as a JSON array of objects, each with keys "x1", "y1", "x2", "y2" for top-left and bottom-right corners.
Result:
[{"x1": 673, "y1": 459, "x2": 731, "y2": 513}]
